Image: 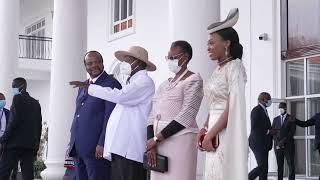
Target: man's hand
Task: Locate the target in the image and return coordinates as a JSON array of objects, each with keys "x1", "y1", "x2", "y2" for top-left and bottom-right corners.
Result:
[
  {"x1": 69, "y1": 81, "x2": 89, "y2": 89},
  {"x1": 269, "y1": 128, "x2": 277, "y2": 136},
  {"x1": 95, "y1": 145, "x2": 104, "y2": 160}
]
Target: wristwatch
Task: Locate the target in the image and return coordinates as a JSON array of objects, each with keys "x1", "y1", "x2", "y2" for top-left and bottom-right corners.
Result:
[
  {"x1": 153, "y1": 136, "x2": 161, "y2": 143},
  {"x1": 202, "y1": 126, "x2": 208, "y2": 131}
]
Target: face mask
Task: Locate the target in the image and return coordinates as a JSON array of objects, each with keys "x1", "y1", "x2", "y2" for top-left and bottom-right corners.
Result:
[
  {"x1": 119, "y1": 61, "x2": 132, "y2": 76},
  {"x1": 279, "y1": 108, "x2": 286, "y2": 115},
  {"x1": 265, "y1": 99, "x2": 272, "y2": 107},
  {"x1": 12, "y1": 88, "x2": 21, "y2": 96},
  {"x1": 0, "y1": 100, "x2": 6, "y2": 109},
  {"x1": 167, "y1": 59, "x2": 181, "y2": 74}
]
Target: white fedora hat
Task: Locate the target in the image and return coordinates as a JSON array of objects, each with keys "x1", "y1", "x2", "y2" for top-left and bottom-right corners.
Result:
[
  {"x1": 207, "y1": 8, "x2": 239, "y2": 34},
  {"x1": 114, "y1": 46, "x2": 157, "y2": 71}
]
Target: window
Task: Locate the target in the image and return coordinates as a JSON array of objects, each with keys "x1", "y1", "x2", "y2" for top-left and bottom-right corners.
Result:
[
  {"x1": 25, "y1": 18, "x2": 46, "y2": 37},
  {"x1": 281, "y1": 0, "x2": 320, "y2": 59},
  {"x1": 109, "y1": 0, "x2": 135, "y2": 41},
  {"x1": 285, "y1": 57, "x2": 320, "y2": 178},
  {"x1": 24, "y1": 18, "x2": 47, "y2": 59}
]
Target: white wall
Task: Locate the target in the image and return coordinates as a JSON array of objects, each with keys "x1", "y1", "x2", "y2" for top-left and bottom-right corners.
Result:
[
  {"x1": 88, "y1": 0, "x2": 171, "y2": 88},
  {"x1": 27, "y1": 79, "x2": 51, "y2": 125},
  {"x1": 20, "y1": 0, "x2": 53, "y2": 36}
]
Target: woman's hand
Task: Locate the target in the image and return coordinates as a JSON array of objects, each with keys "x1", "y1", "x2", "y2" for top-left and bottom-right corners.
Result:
[
  {"x1": 197, "y1": 128, "x2": 207, "y2": 151},
  {"x1": 146, "y1": 138, "x2": 157, "y2": 151},
  {"x1": 147, "y1": 147, "x2": 157, "y2": 167},
  {"x1": 202, "y1": 135, "x2": 215, "y2": 152}
]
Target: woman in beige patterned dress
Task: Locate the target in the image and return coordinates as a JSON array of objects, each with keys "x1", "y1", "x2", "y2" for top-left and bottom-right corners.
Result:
[
  {"x1": 146, "y1": 40, "x2": 204, "y2": 180},
  {"x1": 198, "y1": 8, "x2": 248, "y2": 180}
]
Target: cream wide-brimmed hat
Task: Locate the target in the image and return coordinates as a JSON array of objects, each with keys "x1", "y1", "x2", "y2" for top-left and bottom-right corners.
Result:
[
  {"x1": 207, "y1": 8, "x2": 239, "y2": 34},
  {"x1": 114, "y1": 46, "x2": 157, "y2": 71}
]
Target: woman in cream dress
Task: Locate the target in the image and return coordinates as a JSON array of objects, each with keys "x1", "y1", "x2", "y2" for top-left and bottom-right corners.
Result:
[{"x1": 198, "y1": 8, "x2": 248, "y2": 180}]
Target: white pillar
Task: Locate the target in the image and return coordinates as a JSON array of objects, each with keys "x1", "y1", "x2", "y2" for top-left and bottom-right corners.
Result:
[
  {"x1": 0, "y1": 0, "x2": 19, "y2": 105},
  {"x1": 168, "y1": 1, "x2": 220, "y2": 179},
  {"x1": 41, "y1": 0, "x2": 87, "y2": 179}
]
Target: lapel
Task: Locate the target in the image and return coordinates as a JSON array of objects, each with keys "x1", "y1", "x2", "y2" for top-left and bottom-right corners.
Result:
[
  {"x1": 4, "y1": 108, "x2": 10, "y2": 125},
  {"x1": 258, "y1": 105, "x2": 271, "y2": 127}
]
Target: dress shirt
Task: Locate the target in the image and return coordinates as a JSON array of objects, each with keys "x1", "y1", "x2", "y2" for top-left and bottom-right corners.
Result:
[
  {"x1": 0, "y1": 109, "x2": 7, "y2": 137},
  {"x1": 89, "y1": 71, "x2": 104, "y2": 83},
  {"x1": 281, "y1": 113, "x2": 287, "y2": 127},
  {"x1": 88, "y1": 70, "x2": 155, "y2": 163}
]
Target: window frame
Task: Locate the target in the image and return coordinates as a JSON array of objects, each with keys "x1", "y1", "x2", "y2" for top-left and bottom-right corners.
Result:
[
  {"x1": 108, "y1": 0, "x2": 136, "y2": 42},
  {"x1": 284, "y1": 54, "x2": 320, "y2": 178}
]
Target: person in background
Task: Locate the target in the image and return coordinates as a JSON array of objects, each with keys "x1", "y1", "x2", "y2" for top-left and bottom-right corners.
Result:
[
  {"x1": 272, "y1": 102, "x2": 296, "y2": 180},
  {"x1": 146, "y1": 40, "x2": 204, "y2": 180},
  {"x1": 0, "y1": 93, "x2": 18, "y2": 180},
  {"x1": 0, "y1": 77, "x2": 42, "y2": 180},
  {"x1": 249, "y1": 92, "x2": 275, "y2": 180},
  {"x1": 294, "y1": 112, "x2": 320, "y2": 180}
]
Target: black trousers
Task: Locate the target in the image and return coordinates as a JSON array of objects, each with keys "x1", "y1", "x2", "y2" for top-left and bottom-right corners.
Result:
[
  {"x1": 275, "y1": 146, "x2": 295, "y2": 180},
  {"x1": 0, "y1": 148, "x2": 35, "y2": 180},
  {"x1": 318, "y1": 149, "x2": 320, "y2": 180},
  {"x1": 249, "y1": 150, "x2": 269, "y2": 180},
  {"x1": 111, "y1": 154, "x2": 146, "y2": 180}
]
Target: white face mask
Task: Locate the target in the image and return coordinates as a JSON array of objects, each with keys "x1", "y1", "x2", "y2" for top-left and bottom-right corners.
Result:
[
  {"x1": 265, "y1": 99, "x2": 272, "y2": 107},
  {"x1": 119, "y1": 61, "x2": 132, "y2": 76},
  {"x1": 279, "y1": 108, "x2": 286, "y2": 115},
  {"x1": 167, "y1": 59, "x2": 181, "y2": 74}
]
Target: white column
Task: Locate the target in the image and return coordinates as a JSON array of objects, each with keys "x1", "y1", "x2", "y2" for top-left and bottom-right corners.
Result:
[
  {"x1": 0, "y1": 0, "x2": 19, "y2": 105},
  {"x1": 168, "y1": 1, "x2": 220, "y2": 179},
  {"x1": 41, "y1": 0, "x2": 87, "y2": 179}
]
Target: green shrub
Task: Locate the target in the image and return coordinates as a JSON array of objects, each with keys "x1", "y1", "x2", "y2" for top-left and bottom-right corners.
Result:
[{"x1": 34, "y1": 160, "x2": 46, "y2": 178}]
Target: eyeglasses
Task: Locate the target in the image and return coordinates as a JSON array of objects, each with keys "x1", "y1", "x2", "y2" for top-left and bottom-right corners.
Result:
[{"x1": 165, "y1": 52, "x2": 184, "y2": 60}]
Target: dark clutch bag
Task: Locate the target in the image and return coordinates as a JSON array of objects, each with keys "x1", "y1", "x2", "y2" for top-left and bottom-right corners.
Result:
[{"x1": 143, "y1": 152, "x2": 168, "y2": 173}]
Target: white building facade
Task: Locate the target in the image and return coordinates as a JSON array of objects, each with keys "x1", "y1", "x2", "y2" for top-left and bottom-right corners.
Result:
[{"x1": 0, "y1": 0, "x2": 319, "y2": 179}]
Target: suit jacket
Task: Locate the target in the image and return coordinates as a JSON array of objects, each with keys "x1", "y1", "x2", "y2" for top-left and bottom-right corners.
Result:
[
  {"x1": 272, "y1": 114, "x2": 296, "y2": 149},
  {"x1": 69, "y1": 71, "x2": 121, "y2": 157},
  {"x1": 0, "y1": 108, "x2": 10, "y2": 129},
  {"x1": 249, "y1": 105, "x2": 273, "y2": 152},
  {"x1": 0, "y1": 92, "x2": 42, "y2": 151},
  {"x1": 295, "y1": 113, "x2": 320, "y2": 150}
]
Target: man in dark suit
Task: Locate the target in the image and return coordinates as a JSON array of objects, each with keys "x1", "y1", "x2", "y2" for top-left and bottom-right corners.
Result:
[
  {"x1": 0, "y1": 93, "x2": 10, "y2": 140},
  {"x1": 0, "y1": 93, "x2": 19, "y2": 180},
  {"x1": 68, "y1": 51, "x2": 121, "y2": 180},
  {"x1": 0, "y1": 77, "x2": 42, "y2": 180},
  {"x1": 294, "y1": 112, "x2": 320, "y2": 180},
  {"x1": 249, "y1": 92, "x2": 274, "y2": 180},
  {"x1": 272, "y1": 102, "x2": 296, "y2": 180}
]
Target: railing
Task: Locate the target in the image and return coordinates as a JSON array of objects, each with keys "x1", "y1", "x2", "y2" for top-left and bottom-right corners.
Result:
[{"x1": 19, "y1": 35, "x2": 52, "y2": 60}]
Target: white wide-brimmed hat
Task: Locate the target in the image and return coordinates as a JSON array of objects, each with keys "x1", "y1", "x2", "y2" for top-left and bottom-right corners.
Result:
[
  {"x1": 114, "y1": 46, "x2": 157, "y2": 71},
  {"x1": 207, "y1": 8, "x2": 239, "y2": 34}
]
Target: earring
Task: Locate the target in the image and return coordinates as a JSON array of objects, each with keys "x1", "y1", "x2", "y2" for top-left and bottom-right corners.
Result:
[{"x1": 225, "y1": 48, "x2": 229, "y2": 57}]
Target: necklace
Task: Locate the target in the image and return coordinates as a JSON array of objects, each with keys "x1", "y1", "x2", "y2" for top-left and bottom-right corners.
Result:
[
  {"x1": 166, "y1": 69, "x2": 189, "y2": 90},
  {"x1": 218, "y1": 57, "x2": 233, "y2": 66}
]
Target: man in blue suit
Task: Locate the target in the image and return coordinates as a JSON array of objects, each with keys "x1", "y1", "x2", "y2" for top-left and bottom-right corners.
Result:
[{"x1": 68, "y1": 51, "x2": 121, "y2": 180}]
